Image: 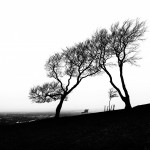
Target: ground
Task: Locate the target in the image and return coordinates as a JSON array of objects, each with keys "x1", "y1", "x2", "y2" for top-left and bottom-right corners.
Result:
[{"x1": 0, "y1": 104, "x2": 150, "y2": 150}]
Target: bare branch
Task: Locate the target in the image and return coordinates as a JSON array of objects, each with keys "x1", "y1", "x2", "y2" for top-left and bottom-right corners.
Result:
[
  {"x1": 29, "y1": 82, "x2": 63, "y2": 103},
  {"x1": 63, "y1": 39, "x2": 101, "y2": 83},
  {"x1": 45, "y1": 53, "x2": 66, "y2": 91},
  {"x1": 110, "y1": 19, "x2": 146, "y2": 65},
  {"x1": 65, "y1": 68, "x2": 74, "y2": 91}
]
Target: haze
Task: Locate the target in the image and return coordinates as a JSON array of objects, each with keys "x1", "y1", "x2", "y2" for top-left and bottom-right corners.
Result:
[{"x1": 0, "y1": 0, "x2": 150, "y2": 112}]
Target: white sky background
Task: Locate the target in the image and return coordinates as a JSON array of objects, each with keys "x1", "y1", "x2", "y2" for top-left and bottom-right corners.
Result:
[{"x1": 0, "y1": 0, "x2": 150, "y2": 112}]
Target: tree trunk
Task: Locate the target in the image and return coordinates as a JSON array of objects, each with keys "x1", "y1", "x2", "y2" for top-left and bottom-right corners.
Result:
[
  {"x1": 123, "y1": 96, "x2": 132, "y2": 110},
  {"x1": 54, "y1": 80, "x2": 80, "y2": 119},
  {"x1": 55, "y1": 95, "x2": 66, "y2": 119},
  {"x1": 102, "y1": 66, "x2": 132, "y2": 111},
  {"x1": 119, "y1": 64, "x2": 132, "y2": 110}
]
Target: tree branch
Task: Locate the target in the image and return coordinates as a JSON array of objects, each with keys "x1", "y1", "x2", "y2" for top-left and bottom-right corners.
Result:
[
  {"x1": 52, "y1": 66, "x2": 65, "y2": 92},
  {"x1": 65, "y1": 70, "x2": 73, "y2": 91},
  {"x1": 102, "y1": 66, "x2": 124, "y2": 100}
]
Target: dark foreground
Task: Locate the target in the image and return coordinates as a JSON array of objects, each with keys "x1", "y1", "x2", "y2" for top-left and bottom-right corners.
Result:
[{"x1": 0, "y1": 104, "x2": 150, "y2": 150}]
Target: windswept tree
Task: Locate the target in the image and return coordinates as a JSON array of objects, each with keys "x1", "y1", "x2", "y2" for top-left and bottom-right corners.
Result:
[
  {"x1": 29, "y1": 40, "x2": 100, "y2": 118},
  {"x1": 91, "y1": 19, "x2": 146, "y2": 110},
  {"x1": 108, "y1": 88, "x2": 118, "y2": 111},
  {"x1": 108, "y1": 88, "x2": 118, "y2": 101}
]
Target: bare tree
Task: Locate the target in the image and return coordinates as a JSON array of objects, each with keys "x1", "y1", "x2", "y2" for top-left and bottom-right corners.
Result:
[
  {"x1": 104, "y1": 88, "x2": 118, "y2": 112},
  {"x1": 29, "y1": 40, "x2": 100, "y2": 118},
  {"x1": 108, "y1": 88, "x2": 118, "y2": 111},
  {"x1": 91, "y1": 19, "x2": 146, "y2": 110}
]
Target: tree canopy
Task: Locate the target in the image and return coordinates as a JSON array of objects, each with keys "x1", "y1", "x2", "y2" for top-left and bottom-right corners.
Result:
[
  {"x1": 29, "y1": 40, "x2": 101, "y2": 118},
  {"x1": 29, "y1": 19, "x2": 146, "y2": 117},
  {"x1": 90, "y1": 19, "x2": 146, "y2": 109}
]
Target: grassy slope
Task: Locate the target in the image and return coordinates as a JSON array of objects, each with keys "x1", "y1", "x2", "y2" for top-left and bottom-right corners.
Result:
[{"x1": 0, "y1": 104, "x2": 150, "y2": 150}]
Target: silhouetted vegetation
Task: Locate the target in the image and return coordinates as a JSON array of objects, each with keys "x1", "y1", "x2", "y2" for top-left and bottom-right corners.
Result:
[
  {"x1": 29, "y1": 19, "x2": 146, "y2": 116},
  {"x1": 29, "y1": 41, "x2": 100, "y2": 118},
  {"x1": 104, "y1": 88, "x2": 118, "y2": 111},
  {"x1": 89, "y1": 19, "x2": 146, "y2": 110},
  {"x1": 1, "y1": 104, "x2": 150, "y2": 149}
]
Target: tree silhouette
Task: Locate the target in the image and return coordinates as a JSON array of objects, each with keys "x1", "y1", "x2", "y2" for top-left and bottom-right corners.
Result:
[
  {"x1": 91, "y1": 19, "x2": 146, "y2": 110},
  {"x1": 29, "y1": 40, "x2": 100, "y2": 118},
  {"x1": 108, "y1": 88, "x2": 118, "y2": 111},
  {"x1": 29, "y1": 82, "x2": 63, "y2": 103},
  {"x1": 108, "y1": 88, "x2": 118, "y2": 100}
]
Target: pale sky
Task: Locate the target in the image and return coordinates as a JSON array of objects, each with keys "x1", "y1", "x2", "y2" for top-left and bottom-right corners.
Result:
[{"x1": 0, "y1": 0, "x2": 150, "y2": 113}]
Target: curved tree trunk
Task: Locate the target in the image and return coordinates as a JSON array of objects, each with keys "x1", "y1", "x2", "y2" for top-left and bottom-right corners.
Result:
[
  {"x1": 55, "y1": 95, "x2": 66, "y2": 119},
  {"x1": 119, "y1": 64, "x2": 132, "y2": 110},
  {"x1": 54, "y1": 81, "x2": 80, "y2": 119},
  {"x1": 103, "y1": 66, "x2": 132, "y2": 110}
]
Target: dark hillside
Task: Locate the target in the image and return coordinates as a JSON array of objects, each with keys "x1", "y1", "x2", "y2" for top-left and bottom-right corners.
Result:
[{"x1": 0, "y1": 104, "x2": 150, "y2": 150}]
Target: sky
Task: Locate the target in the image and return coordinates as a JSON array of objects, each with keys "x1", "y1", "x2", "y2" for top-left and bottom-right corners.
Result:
[{"x1": 0, "y1": 0, "x2": 150, "y2": 113}]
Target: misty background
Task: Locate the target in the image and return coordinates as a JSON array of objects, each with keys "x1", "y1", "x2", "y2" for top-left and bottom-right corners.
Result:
[{"x1": 0, "y1": 0, "x2": 150, "y2": 113}]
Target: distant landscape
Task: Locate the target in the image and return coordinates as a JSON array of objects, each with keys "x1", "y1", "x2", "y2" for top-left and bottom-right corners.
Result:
[
  {"x1": 0, "y1": 110, "x2": 84, "y2": 124},
  {"x1": 0, "y1": 112, "x2": 52, "y2": 124}
]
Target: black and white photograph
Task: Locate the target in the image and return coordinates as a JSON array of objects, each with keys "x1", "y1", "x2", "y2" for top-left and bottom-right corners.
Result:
[{"x1": 0, "y1": 0, "x2": 150, "y2": 149}]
